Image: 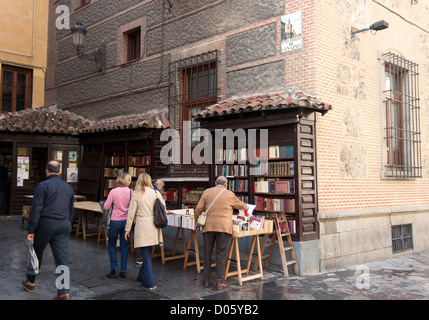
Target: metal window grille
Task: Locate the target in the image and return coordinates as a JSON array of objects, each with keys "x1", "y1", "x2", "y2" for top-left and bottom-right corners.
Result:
[
  {"x1": 168, "y1": 50, "x2": 219, "y2": 146},
  {"x1": 382, "y1": 52, "x2": 421, "y2": 178},
  {"x1": 391, "y1": 224, "x2": 413, "y2": 253}
]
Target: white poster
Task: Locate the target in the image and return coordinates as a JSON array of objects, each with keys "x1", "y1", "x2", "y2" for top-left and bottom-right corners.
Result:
[
  {"x1": 281, "y1": 11, "x2": 303, "y2": 53},
  {"x1": 67, "y1": 168, "x2": 78, "y2": 183}
]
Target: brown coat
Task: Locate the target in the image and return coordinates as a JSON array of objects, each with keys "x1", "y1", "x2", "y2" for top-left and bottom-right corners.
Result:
[{"x1": 195, "y1": 185, "x2": 247, "y2": 234}]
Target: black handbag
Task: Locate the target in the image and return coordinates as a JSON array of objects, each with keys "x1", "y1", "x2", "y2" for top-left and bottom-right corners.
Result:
[{"x1": 153, "y1": 197, "x2": 168, "y2": 228}]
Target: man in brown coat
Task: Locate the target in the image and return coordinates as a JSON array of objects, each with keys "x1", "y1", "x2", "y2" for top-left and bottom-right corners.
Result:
[{"x1": 195, "y1": 176, "x2": 247, "y2": 289}]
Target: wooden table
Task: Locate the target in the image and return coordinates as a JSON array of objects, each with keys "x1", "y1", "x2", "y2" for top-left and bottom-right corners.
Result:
[
  {"x1": 151, "y1": 227, "x2": 187, "y2": 264},
  {"x1": 73, "y1": 201, "x2": 104, "y2": 242},
  {"x1": 24, "y1": 194, "x2": 87, "y2": 201},
  {"x1": 225, "y1": 220, "x2": 274, "y2": 286}
]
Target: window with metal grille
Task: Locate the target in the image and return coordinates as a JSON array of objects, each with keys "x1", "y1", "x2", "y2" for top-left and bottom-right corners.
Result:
[
  {"x1": 1, "y1": 64, "x2": 33, "y2": 114},
  {"x1": 382, "y1": 52, "x2": 421, "y2": 178},
  {"x1": 169, "y1": 50, "x2": 219, "y2": 150},
  {"x1": 392, "y1": 224, "x2": 413, "y2": 253}
]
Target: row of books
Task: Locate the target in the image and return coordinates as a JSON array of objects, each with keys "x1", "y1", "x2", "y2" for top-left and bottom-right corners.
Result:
[
  {"x1": 182, "y1": 215, "x2": 195, "y2": 230},
  {"x1": 215, "y1": 164, "x2": 248, "y2": 177},
  {"x1": 104, "y1": 155, "x2": 124, "y2": 166},
  {"x1": 253, "y1": 178, "x2": 295, "y2": 194},
  {"x1": 182, "y1": 188, "x2": 204, "y2": 204},
  {"x1": 237, "y1": 194, "x2": 249, "y2": 203},
  {"x1": 252, "y1": 161, "x2": 294, "y2": 176},
  {"x1": 128, "y1": 166, "x2": 148, "y2": 177},
  {"x1": 215, "y1": 148, "x2": 248, "y2": 162},
  {"x1": 128, "y1": 155, "x2": 151, "y2": 166},
  {"x1": 254, "y1": 196, "x2": 295, "y2": 212},
  {"x1": 166, "y1": 209, "x2": 195, "y2": 230},
  {"x1": 162, "y1": 188, "x2": 178, "y2": 202},
  {"x1": 166, "y1": 212, "x2": 182, "y2": 228},
  {"x1": 105, "y1": 178, "x2": 117, "y2": 189},
  {"x1": 214, "y1": 145, "x2": 293, "y2": 162},
  {"x1": 279, "y1": 219, "x2": 296, "y2": 234},
  {"x1": 268, "y1": 145, "x2": 294, "y2": 159},
  {"x1": 104, "y1": 167, "x2": 124, "y2": 178},
  {"x1": 227, "y1": 179, "x2": 248, "y2": 192}
]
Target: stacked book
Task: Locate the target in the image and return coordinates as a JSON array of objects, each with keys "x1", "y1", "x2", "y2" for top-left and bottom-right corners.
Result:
[
  {"x1": 128, "y1": 166, "x2": 148, "y2": 177},
  {"x1": 182, "y1": 188, "x2": 204, "y2": 204},
  {"x1": 166, "y1": 212, "x2": 182, "y2": 227},
  {"x1": 254, "y1": 196, "x2": 295, "y2": 212},
  {"x1": 128, "y1": 155, "x2": 151, "y2": 166},
  {"x1": 252, "y1": 161, "x2": 294, "y2": 176},
  {"x1": 181, "y1": 215, "x2": 195, "y2": 230},
  {"x1": 104, "y1": 167, "x2": 124, "y2": 178},
  {"x1": 268, "y1": 145, "x2": 294, "y2": 158},
  {"x1": 253, "y1": 179, "x2": 294, "y2": 193},
  {"x1": 215, "y1": 148, "x2": 248, "y2": 163},
  {"x1": 215, "y1": 164, "x2": 248, "y2": 177},
  {"x1": 166, "y1": 209, "x2": 195, "y2": 229},
  {"x1": 227, "y1": 179, "x2": 248, "y2": 192},
  {"x1": 105, "y1": 155, "x2": 124, "y2": 166},
  {"x1": 162, "y1": 188, "x2": 178, "y2": 202},
  {"x1": 278, "y1": 219, "x2": 296, "y2": 234}
]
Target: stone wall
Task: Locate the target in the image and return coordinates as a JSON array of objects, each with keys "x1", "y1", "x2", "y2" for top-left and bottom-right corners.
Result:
[
  {"x1": 319, "y1": 206, "x2": 429, "y2": 271},
  {"x1": 52, "y1": 0, "x2": 287, "y2": 119}
]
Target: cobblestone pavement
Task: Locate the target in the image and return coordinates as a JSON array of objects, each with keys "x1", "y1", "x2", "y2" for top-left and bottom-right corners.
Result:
[{"x1": 1, "y1": 215, "x2": 428, "y2": 300}]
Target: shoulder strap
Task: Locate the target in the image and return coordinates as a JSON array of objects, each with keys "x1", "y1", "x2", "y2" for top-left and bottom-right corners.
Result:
[{"x1": 204, "y1": 188, "x2": 226, "y2": 215}]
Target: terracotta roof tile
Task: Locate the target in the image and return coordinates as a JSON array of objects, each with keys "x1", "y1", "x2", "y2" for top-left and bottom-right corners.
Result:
[
  {"x1": 79, "y1": 112, "x2": 170, "y2": 134},
  {"x1": 194, "y1": 87, "x2": 332, "y2": 120},
  {"x1": 0, "y1": 106, "x2": 171, "y2": 135},
  {"x1": 0, "y1": 106, "x2": 90, "y2": 135}
]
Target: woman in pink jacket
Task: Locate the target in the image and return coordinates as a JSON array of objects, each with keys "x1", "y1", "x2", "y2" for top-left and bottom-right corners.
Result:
[{"x1": 104, "y1": 172, "x2": 132, "y2": 279}]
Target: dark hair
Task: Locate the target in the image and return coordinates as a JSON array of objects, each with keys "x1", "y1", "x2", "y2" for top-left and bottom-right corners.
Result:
[{"x1": 46, "y1": 161, "x2": 61, "y2": 174}]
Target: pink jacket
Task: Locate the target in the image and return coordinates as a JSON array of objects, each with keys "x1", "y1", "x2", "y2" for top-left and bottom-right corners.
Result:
[{"x1": 104, "y1": 187, "x2": 133, "y2": 221}]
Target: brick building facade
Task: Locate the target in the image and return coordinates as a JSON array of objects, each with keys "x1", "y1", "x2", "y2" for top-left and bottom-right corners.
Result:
[{"x1": 43, "y1": 0, "x2": 429, "y2": 274}]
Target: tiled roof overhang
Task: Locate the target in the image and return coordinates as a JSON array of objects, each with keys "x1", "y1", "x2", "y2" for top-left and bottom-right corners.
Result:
[
  {"x1": 194, "y1": 87, "x2": 332, "y2": 121},
  {"x1": 79, "y1": 112, "x2": 170, "y2": 134},
  {"x1": 0, "y1": 106, "x2": 90, "y2": 135},
  {"x1": 0, "y1": 106, "x2": 170, "y2": 135}
]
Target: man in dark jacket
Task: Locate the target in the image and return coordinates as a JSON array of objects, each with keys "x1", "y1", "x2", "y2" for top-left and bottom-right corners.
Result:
[{"x1": 22, "y1": 160, "x2": 75, "y2": 300}]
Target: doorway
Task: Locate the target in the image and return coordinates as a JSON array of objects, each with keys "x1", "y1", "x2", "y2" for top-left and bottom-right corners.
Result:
[{"x1": 0, "y1": 143, "x2": 12, "y2": 215}]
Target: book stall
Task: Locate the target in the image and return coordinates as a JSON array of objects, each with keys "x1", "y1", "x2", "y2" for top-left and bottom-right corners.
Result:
[
  {"x1": 227, "y1": 206, "x2": 274, "y2": 285},
  {"x1": 153, "y1": 205, "x2": 274, "y2": 285}
]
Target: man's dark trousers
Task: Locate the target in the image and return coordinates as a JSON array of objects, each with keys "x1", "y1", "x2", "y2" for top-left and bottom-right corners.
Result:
[
  {"x1": 202, "y1": 232, "x2": 230, "y2": 283},
  {"x1": 26, "y1": 218, "x2": 71, "y2": 296}
]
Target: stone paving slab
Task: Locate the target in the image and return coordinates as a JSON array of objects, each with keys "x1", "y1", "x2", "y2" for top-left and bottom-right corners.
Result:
[{"x1": 1, "y1": 215, "x2": 428, "y2": 300}]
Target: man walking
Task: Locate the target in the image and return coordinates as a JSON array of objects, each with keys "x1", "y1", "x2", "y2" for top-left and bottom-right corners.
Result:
[
  {"x1": 22, "y1": 160, "x2": 75, "y2": 300},
  {"x1": 195, "y1": 176, "x2": 247, "y2": 289}
]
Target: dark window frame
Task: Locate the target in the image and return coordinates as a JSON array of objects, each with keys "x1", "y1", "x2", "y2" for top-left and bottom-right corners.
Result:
[
  {"x1": 126, "y1": 28, "x2": 141, "y2": 63},
  {"x1": 1, "y1": 64, "x2": 33, "y2": 114}
]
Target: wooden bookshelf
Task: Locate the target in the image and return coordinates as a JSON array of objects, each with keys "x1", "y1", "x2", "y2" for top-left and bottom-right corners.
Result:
[
  {"x1": 103, "y1": 152, "x2": 125, "y2": 197},
  {"x1": 209, "y1": 128, "x2": 306, "y2": 240}
]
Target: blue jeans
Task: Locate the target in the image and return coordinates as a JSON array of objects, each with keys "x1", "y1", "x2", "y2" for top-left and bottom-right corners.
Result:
[
  {"x1": 108, "y1": 220, "x2": 129, "y2": 272},
  {"x1": 137, "y1": 246, "x2": 155, "y2": 288}
]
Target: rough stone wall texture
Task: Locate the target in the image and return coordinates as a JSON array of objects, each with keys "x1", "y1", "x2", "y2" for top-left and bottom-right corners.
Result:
[{"x1": 53, "y1": 0, "x2": 289, "y2": 120}]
